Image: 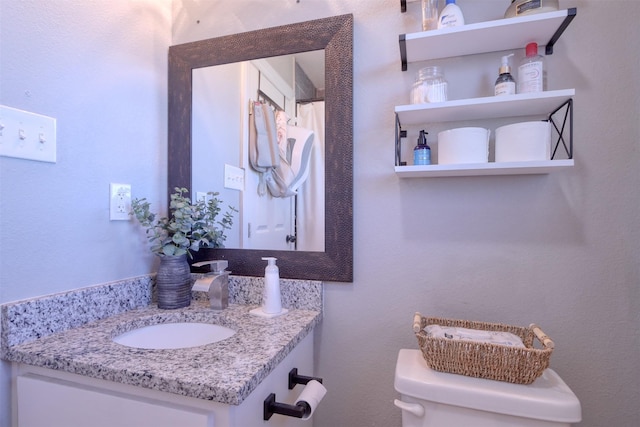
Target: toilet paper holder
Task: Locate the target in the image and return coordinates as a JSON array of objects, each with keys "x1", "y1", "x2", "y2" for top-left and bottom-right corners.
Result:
[
  {"x1": 288, "y1": 368, "x2": 323, "y2": 389},
  {"x1": 263, "y1": 368, "x2": 324, "y2": 420}
]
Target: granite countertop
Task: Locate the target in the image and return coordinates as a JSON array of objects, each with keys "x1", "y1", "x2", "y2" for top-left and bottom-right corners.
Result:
[{"x1": 0, "y1": 275, "x2": 322, "y2": 406}]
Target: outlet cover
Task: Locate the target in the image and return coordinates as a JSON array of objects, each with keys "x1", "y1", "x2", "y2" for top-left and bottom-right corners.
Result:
[{"x1": 110, "y1": 183, "x2": 131, "y2": 221}]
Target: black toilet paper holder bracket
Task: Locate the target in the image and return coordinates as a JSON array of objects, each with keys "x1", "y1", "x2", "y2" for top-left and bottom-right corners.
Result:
[
  {"x1": 263, "y1": 368, "x2": 323, "y2": 420},
  {"x1": 288, "y1": 368, "x2": 323, "y2": 389},
  {"x1": 263, "y1": 393, "x2": 310, "y2": 420}
]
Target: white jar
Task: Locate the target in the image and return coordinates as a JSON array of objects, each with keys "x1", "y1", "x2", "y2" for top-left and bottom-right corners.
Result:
[{"x1": 504, "y1": 0, "x2": 559, "y2": 18}]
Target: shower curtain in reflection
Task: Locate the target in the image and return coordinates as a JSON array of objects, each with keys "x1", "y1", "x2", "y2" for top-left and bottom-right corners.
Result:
[{"x1": 296, "y1": 101, "x2": 325, "y2": 252}]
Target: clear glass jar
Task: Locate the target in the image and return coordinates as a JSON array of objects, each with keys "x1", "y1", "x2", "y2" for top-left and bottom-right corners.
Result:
[
  {"x1": 421, "y1": 0, "x2": 440, "y2": 31},
  {"x1": 410, "y1": 66, "x2": 448, "y2": 104}
]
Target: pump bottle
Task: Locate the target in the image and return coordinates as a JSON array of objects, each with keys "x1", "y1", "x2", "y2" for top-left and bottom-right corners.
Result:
[
  {"x1": 261, "y1": 257, "x2": 282, "y2": 314},
  {"x1": 413, "y1": 130, "x2": 431, "y2": 165},
  {"x1": 495, "y1": 53, "x2": 516, "y2": 96}
]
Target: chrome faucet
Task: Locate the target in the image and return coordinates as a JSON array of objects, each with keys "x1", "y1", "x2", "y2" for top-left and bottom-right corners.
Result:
[{"x1": 191, "y1": 260, "x2": 230, "y2": 310}]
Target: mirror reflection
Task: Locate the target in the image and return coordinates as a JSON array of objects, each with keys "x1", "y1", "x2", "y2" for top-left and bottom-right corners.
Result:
[
  {"x1": 192, "y1": 51, "x2": 325, "y2": 251},
  {"x1": 168, "y1": 14, "x2": 353, "y2": 281}
]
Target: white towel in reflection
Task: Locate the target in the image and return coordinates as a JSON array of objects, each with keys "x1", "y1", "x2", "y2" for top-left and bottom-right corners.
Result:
[{"x1": 285, "y1": 125, "x2": 314, "y2": 192}]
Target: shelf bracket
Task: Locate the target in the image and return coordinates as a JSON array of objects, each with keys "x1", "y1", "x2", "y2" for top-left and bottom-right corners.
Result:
[
  {"x1": 548, "y1": 98, "x2": 573, "y2": 160},
  {"x1": 395, "y1": 113, "x2": 407, "y2": 166},
  {"x1": 399, "y1": 34, "x2": 408, "y2": 71},
  {"x1": 545, "y1": 7, "x2": 577, "y2": 55}
]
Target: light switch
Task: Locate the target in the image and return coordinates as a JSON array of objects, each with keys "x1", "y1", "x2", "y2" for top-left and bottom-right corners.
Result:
[
  {"x1": 224, "y1": 164, "x2": 245, "y2": 191},
  {"x1": 0, "y1": 105, "x2": 57, "y2": 163}
]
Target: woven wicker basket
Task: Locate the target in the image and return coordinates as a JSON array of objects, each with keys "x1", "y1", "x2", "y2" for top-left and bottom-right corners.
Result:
[{"x1": 413, "y1": 312, "x2": 554, "y2": 385}]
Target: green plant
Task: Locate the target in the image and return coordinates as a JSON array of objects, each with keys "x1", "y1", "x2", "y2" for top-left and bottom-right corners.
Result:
[{"x1": 131, "y1": 187, "x2": 236, "y2": 257}]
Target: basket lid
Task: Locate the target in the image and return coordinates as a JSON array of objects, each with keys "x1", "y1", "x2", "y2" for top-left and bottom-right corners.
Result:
[{"x1": 394, "y1": 349, "x2": 581, "y2": 423}]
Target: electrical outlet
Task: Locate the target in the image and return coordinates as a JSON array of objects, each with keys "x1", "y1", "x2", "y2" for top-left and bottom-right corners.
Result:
[
  {"x1": 196, "y1": 191, "x2": 207, "y2": 202},
  {"x1": 110, "y1": 183, "x2": 131, "y2": 221}
]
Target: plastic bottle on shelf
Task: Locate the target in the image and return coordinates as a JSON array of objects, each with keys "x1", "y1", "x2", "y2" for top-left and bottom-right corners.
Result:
[
  {"x1": 413, "y1": 130, "x2": 431, "y2": 166},
  {"x1": 437, "y1": 0, "x2": 465, "y2": 29},
  {"x1": 495, "y1": 54, "x2": 516, "y2": 96},
  {"x1": 518, "y1": 42, "x2": 545, "y2": 94}
]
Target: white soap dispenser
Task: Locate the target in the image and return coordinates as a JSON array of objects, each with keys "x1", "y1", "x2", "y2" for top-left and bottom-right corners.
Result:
[{"x1": 250, "y1": 257, "x2": 289, "y2": 318}]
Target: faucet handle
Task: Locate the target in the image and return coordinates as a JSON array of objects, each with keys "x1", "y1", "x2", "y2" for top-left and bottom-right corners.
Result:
[{"x1": 192, "y1": 260, "x2": 229, "y2": 273}]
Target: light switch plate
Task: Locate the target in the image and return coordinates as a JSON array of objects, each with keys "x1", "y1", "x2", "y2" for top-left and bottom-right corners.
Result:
[
  {"x1": 110, "y1": 183, "x2": 131, "y2": 221},
  {"x1": 0, "y1": 105, "x2": 57, "y2": 163},
  {"x1": 224, "y1": 164, "x2": 245, "y2": 191}
]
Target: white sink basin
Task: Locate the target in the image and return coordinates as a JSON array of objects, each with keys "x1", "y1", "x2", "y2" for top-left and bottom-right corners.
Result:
[{"x1": 113, "y1": 322, "x2": 236, "y2": 349}]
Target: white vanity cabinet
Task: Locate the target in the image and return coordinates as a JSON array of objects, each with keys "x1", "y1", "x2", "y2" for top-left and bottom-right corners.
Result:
[
  {"x1": 395, "y1": 8, "x2": 576, "y2": 177},
  {"x1": 14, "y1": 333, "x2": 314, "y2": 427}
]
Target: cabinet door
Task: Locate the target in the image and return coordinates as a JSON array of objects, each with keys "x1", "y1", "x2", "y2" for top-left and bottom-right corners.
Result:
[{"x1": 17, "y1": 374, "x2": 213, "y2": 427}]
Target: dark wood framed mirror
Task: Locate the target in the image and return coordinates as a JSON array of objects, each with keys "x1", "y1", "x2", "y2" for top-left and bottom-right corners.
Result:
[{"x1": 168, "y1": 14, "x2": 353, "y2": 282}]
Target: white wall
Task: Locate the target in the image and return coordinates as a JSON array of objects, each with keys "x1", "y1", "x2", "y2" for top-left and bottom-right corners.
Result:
[
  {"x1": 1, "y1": 0, "x2": 638, "y2": 426},
  {"x1": 0, "y1": 1, "x2": 171, "y2": 425}
]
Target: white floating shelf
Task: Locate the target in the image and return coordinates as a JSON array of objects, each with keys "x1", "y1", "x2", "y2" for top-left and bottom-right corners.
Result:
[
  {"x1": 395, "y1": 159, "x2": 574, "y2": 178},
  {"x1": 400, "y1": 9, "x2": 576, "y2": 66},
  {"x1": 395, "y1": 89, "x2": 574, "y2": 125}
]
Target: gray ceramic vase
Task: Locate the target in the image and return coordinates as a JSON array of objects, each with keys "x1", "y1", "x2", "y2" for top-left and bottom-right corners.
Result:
[{"x1": 156, "y1": 254, "x2": 191, "y2": 309}]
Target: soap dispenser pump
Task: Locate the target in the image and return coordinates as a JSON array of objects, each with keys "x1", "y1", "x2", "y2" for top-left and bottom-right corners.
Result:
[
  {"x1": 413, "y1": 130, "x2": 431, "y2": 165},
  {"x1": 262, "y1": 257, "x2": 282, "y2": 314},
  {"x1": 495, "y1": 53, "x2": 516, "y2": 96},
  {"x1": 250, "y1": 257, "x2": 289, "y2": 318}
]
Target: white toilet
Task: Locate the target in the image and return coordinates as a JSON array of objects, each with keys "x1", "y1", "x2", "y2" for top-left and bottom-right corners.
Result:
[{"x1": 394, "y1": 349, "x2": 581, "y2": 427}]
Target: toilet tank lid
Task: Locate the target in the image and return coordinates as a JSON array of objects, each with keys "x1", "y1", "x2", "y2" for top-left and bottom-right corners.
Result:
[{"x1": 394, "y1": 349, "x2": 581, "y2": 423}]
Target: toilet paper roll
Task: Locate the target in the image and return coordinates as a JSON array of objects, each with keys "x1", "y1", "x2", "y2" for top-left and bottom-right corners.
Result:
[
  {"x1": 295, "y1": 379, "x2": 327, "y2": 420},
  {"x1": 437, "y1": 127, "x2": 490, "y2": 164},
  {"x1": 495, "y1": 121, "x2": 551, "y2": 162}
]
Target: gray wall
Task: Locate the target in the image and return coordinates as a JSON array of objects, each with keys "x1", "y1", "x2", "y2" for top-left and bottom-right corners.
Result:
[
  {"x1": 0, "y1": 1, "x2": 171, "y2": 425},
  {"x1": 1, "y1": 1, "x2": 638, "y2": 426}
]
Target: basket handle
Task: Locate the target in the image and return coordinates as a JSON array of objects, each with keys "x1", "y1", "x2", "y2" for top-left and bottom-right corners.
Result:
[
  {"x1": 413, "y1": 312, "x2": 425, "y2": 333},
  {"x1": 530, "y1": 324, "x2": 555, "y2": 349}
]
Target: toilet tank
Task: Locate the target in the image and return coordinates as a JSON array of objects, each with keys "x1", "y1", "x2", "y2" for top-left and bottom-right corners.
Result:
[{"x1": 394, "y1": 349, "x2": 581, "y2": 427}]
